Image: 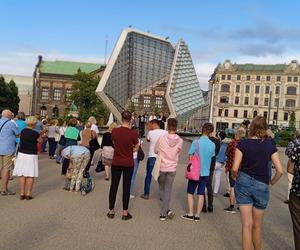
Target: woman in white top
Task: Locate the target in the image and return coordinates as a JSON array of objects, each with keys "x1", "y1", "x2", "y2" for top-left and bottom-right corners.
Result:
[
  {"x1": 88, "y1": 116, "x2": 99, "y2": 134},
  {"x1": 55, "y1": 120, "x2": 67, "y2": 164},
  {"x1": 47, "y1": 119, "x2": 59, "y2": 159}
]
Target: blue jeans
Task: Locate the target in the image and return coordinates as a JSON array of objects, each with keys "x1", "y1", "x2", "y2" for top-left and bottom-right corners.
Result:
[
  {"x1": 42, "y1": 138, "x2": 47, "y2": 152},
  {"x1": 235, "y1": 171, "x2": 269, "y2": 210},
  {"x1": 144, "y1": 157, "x2": 156, "y2": 195},
  {"x1": 130, "y1": 158, "x2": 139, "y2": 195}
]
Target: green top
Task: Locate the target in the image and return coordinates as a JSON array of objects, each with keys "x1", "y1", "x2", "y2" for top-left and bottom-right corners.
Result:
[
  {"x1": 39, "y1": 60, "x2": 102, "y2": 75},
  {"x1": 65, "y1": 127, "x2": 79, "y2": 140}
]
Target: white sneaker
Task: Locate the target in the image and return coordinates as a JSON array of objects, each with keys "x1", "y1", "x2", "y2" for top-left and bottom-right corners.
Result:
[{"x1": 130, "y1": 195, "x2": 135, "y2": 199}]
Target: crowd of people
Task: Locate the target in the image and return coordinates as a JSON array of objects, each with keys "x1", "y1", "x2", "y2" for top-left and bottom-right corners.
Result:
[{"x1": 0, "y1": 108, "x2": 300, "y2": 249}]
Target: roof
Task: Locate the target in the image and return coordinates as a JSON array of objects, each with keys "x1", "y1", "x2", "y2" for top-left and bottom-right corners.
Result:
[
  {"x1": 39, "y1": 60, "x2": 103, "y2": 75},
  {"x1": 234, "y1": 64, "x2": 287, "y2": 72}
]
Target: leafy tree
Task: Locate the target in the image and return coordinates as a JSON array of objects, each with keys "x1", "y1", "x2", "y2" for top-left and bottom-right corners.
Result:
[
  {"x1": 70, "y1": 71, "x2": 109, "y2": 123},
  {"x1": 289, "y1": 111, "x2": 296, "y2": 130},
  {"x1": 0, "y1": 76, "x2": 20, "y2": 115}
]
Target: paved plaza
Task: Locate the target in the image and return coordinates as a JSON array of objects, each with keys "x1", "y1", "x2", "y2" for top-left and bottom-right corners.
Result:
[{"x1": 0, "y1": 140, "x2": 294, "y2": 250}]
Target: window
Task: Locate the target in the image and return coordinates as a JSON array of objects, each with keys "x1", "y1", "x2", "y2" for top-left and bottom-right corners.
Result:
[
  {"x1": 155, "y1": 96, "x2": 163, "y2": 108},
  {"x1": 265, "y1": 86, "x2": 270, "y2": 94},
  {"x1": 66, "y1": 89, "x2": 72, "y2": 100},
  {"x1": 287, "y1": 86, "x2": 297, "y2": 95},
  {"x1": 266, "y1": 76, "x2": 271, "y2": 81},
  {"x1": 275, "y1": 86, "x2": 280, "y2": 95},
  {"x1": 235, "y1": 96, "x2": 239, "y2": 104},
  {"x1": 276, "y1": 76, "x2": 281, "y2": 82},
  {"x1": 274, "y1": 98, "x2": 279, "y2": 107},
  {"x1": 224, "y1": 109, "x2": 228, "y2": 117},
  {"x1": 245, "y1": 85, "x2": 250, "y2": 93},
  {"x1": 264, "y1": 98, "x2": 269, "y2": 106},
  {"x1": 286, "y1": 99, "x2": 296, "y2": 108},
  {"x1": 40, "y1": 106, "x2": 47, "y2": 117},
  {"x1": 244, "y1": 97, "x2": 249, "y2": 105},
  {"x1": 221, "y1": 84, "x2": 230, "y2": 92},
  {"x1": 284, "y1": 112, "x2": 289, "y2": 121},
  {"x1": 236, "y1": 85, "x2": 240, "y2": 93},
  {"x1": 256, "y1": 75, "x2": 261, "y2": 81},
  {"x1": 288, "y1": 76, "x2": 292, "y2": 82},
  {"x1": 294, "y1": 76, "x2": 298, "y2": 82},
  {"x1": 41, "y1": 88, "x2": 49, "y2": 100},
  {"x1": 220, "y1": 96, "x2": 229, "y2": 103},
  {"x1": 234, "y1": 110, "x2": 238, "y2": 118},
  {"x1": 246, "y1": 75, "x2": 251, "y2": 81},
  {"x1": 263, "y1": 111, "x2": 268, "y2": 118},
  {"x1": 254, "y1": 97, "x2": 259, "y2": 105},
  {"x1": 133, "y1": 97, "x2": 139, "y2": 107},
  {"x1": 53, "y1": 88, "x2": 61, "y2": 101},
  {"x1": 253, "y1": 110, "x2": 258, "y2": 118},
  {"x1": 218, "y1": 109, "x2": 222, "y2": 116},
  {"x1": 255, "y1": 86, "x2": 260, "y2": 93},
  {"x1": 237, "y1": 75, "x2": 241, "y2": 81},
  {"x1": 143, "y1": 96, "x2": 151, "y2": 108},
  {"x1": 273, "y1": 112, "x2": 278, "y2": 121},
  {"x1": 227, "y1": 75, "x2": 231, "y2": 80},
  {"x1": 243, "y1": 110, "x2": 248, "y2": 118},
  {"x1": 221, "y1": 75, "x2": 226, "y2": 80}
]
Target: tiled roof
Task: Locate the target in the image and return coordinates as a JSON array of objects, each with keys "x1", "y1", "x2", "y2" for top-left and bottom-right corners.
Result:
[
  {"x1": 234, "y1": 64, "x2": 286, "y2": 72},
  {"x1": 39, "y1": 60, "x2": 103, "y2": 75}
]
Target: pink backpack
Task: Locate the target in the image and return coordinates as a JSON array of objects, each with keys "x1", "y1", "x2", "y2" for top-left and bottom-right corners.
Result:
[{"x1": 185, "y1": 140, "x2": 201, "y2": 181}]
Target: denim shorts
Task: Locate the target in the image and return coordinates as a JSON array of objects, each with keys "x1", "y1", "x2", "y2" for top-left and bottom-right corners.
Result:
[
  {"x1": 235, "y1": 171, "x2": 269, "y2": 210},
  {"x1": 187, "y1": 176, "x2": 209, "y2": 195}
]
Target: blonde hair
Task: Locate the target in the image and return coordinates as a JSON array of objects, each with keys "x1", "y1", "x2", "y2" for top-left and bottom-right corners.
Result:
[
  {"x1": 235, "y1": 127, "x2": 246, "y2": 140},
  {"x1": 26, "y1": 116, "x2": 38, "y2": 127},
  {"x1": 85, "y1": 121, "x2": 92, "y2": 129},
  {"x1": 88, "y1": 116, "x2": 97, "y2": 125},
  {"x1": 108, "y1": 122, "x2": 117, "y2": 132}
]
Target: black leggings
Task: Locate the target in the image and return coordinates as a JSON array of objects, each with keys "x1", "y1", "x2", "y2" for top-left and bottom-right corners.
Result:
[{"x1": 109, "y1": 166, "x2": 134, "y2": 211}]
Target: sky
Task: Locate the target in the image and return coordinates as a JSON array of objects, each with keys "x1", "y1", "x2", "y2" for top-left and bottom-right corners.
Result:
[{"x1": 1, "y1": 0, "x2": 300, "y2": 90}]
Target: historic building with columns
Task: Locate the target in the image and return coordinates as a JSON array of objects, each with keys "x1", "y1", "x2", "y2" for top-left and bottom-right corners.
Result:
[
  {"x1": 209, "y1": 59, "x2": 300, "y2": 131},
  {"x1": 31, "y1": 56, "x2": 104, "y2": 118}
]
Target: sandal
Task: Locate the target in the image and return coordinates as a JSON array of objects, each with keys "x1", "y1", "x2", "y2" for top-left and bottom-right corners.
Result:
[
  {"x1": 20, "y1": 194, "x2": 26, "y2": 200},
  {"x1": 25, "y1": 195, "x2": 33, "y2": 200},
  {"x1": 107, "y1": 212, "x2": 115, "y2": 219},
  {"x1": 1, "y1": 190, "x2": 16, "y2": 196}
]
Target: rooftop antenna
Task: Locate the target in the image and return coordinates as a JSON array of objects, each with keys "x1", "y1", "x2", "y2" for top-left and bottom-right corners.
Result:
[{"x1": 104, "y1": 37, "x2": 108, "y2": 65}]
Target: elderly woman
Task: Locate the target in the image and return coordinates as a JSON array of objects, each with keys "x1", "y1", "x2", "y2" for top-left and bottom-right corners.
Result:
[
  {"x1": 231, "y1": 116, "x2": 283, "y2": 250},
  {"x1": 285, "y1": 130, "x2": 300, "y2": 249},
  {"x1": 80, "y1": 121, "x2": 97, "y2": 176},
  {"x1": 13, "y1": 116, "x2": 42, "y2": 200},
  {"x1": 101, "y1": 123, "x2": 117, "y2": 180}
]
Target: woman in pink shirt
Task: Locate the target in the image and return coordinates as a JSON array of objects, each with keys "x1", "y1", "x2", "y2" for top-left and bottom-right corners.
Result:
[{"x1": 155, "y1": 118, "x2": 183, "y2": 221}]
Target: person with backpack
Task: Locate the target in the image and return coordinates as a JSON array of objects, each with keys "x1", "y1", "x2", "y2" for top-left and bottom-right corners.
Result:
[
  {"x1": 154, "y1": 118, "x2": 182, "y2": 221},
  {"x1": 181, "y1": 123, "x2": 215, "y2": 221}
]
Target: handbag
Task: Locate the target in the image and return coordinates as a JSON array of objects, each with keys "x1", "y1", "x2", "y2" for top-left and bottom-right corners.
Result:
[
  {"x1": 89, "y1": 131, "x2": 100, "y2": 151},
  {"x1": 95, "y1": 160, "x2": 105, "y2": 173},
  {"x1": 137, "y1": 145, "x2": 145, "y2": 161},
  {"x1": 185, "y1": 140, "x2": 201, "y2": 181},
  {"x1": 287, "y1": 159, "x2": 294, "y2": 175},
  {"x1": 152, "y1": 155, "x2": 161, "y2": 181}
]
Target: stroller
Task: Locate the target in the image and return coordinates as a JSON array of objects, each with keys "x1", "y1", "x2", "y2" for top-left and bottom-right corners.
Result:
[{"x1": 80, "y1": 172, "x2": 95, "y2": 196}]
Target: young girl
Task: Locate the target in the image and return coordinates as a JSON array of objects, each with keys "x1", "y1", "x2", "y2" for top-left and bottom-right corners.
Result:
[{"x1": 154, "y1": 118, "x2": 183, "y2": 221}]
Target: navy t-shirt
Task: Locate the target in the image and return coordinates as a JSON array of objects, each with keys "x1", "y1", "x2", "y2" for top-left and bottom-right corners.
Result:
[{"x1": 237, "y1": 139, "x2": 277, "y2": 184}]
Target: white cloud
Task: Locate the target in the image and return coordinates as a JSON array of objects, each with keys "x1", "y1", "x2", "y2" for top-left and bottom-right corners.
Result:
[
  {"x1": 194, "y1": 62, "x2": 216, "y2": 90},
  {"x1": 0, "y1": 49, "x2": 104, "y2": 76}
]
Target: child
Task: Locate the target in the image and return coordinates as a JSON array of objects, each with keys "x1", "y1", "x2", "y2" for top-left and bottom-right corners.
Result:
[{"x1": 155, "y1": 118, "x2": 183, "y2": 221}]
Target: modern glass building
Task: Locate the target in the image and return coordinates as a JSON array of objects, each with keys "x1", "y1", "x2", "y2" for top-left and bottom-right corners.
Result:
[{"x1": 96, "y1": 28, "x2": 204, "y2": 126}]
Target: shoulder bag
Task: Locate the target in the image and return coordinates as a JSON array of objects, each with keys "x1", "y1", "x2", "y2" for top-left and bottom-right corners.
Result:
[
  {"x1": 152, "y1": 137, "x2": 163, "y2": 181},
  {"x1": 185, "y1": 140, "x2": 201, "y2": 181},
  {"x1": 89, "y1": 131, "x2": 100, "y2": 151}
]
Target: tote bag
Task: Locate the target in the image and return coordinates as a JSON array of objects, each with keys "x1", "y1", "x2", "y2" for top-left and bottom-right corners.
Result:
[
  {"x1": 152, "y1": 137, "x2": 162, "y2": 181},
  {"x1": 185, "y1": 140, "x2": 201, "y2": 181}
]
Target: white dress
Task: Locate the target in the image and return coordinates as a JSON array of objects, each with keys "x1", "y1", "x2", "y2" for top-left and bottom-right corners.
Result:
[{"x1": 13, "y1": 152, "x2": 38, "y2": 177}]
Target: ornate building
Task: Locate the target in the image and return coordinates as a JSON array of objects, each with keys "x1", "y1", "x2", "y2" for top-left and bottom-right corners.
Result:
[
  {"x1": 32, "y1": 56, "x2": 104, "y2": 118},
  {"x1": 96, "y1": 28, "x2": 204, "y2": 126},
  {"x1": 209, "y1": 59, "x2": 300, "y2": 130}
]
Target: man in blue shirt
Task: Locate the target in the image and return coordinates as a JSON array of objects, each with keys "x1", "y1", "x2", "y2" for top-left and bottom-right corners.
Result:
[
  {"x1": 15, "y1": 112, "x2": 27, "y2": 144},
  {"x1": 0, "y1": 109, "x2": 19, "y2": 195},
  {"x1": 181, "y1": 123, "x2": 215, "y2": 221}
]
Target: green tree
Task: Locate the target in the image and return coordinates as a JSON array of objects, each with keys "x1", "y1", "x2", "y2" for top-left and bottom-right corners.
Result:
[
  {"x1": 70, "y1": 71, "x2": 109, "y2": 123},
  {"x1": 0, "y1": 76, "x2": 20, "y2": 115},
  {"x1": 289, "y1": 111, "x2": 296, "y2": 130}
]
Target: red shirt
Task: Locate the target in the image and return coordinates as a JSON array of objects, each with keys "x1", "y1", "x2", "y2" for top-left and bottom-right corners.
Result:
[{"x1": 111, "y1": 127, "x2": 138, "y2": 167}]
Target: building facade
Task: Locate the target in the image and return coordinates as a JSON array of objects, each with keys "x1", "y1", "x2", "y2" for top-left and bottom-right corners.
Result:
[
  {"x1": 1, "y1": 74, "x2": 33, "y2": 115},
  {"x1": 209, "y1": 60, "x2": 300, "y2": 131},
  {"x1": 32, "y1": 56, "x2": 104, "y2": 118},
  {"x1": 96, "y1": 28, "x2": 204, "y2": 126}
]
